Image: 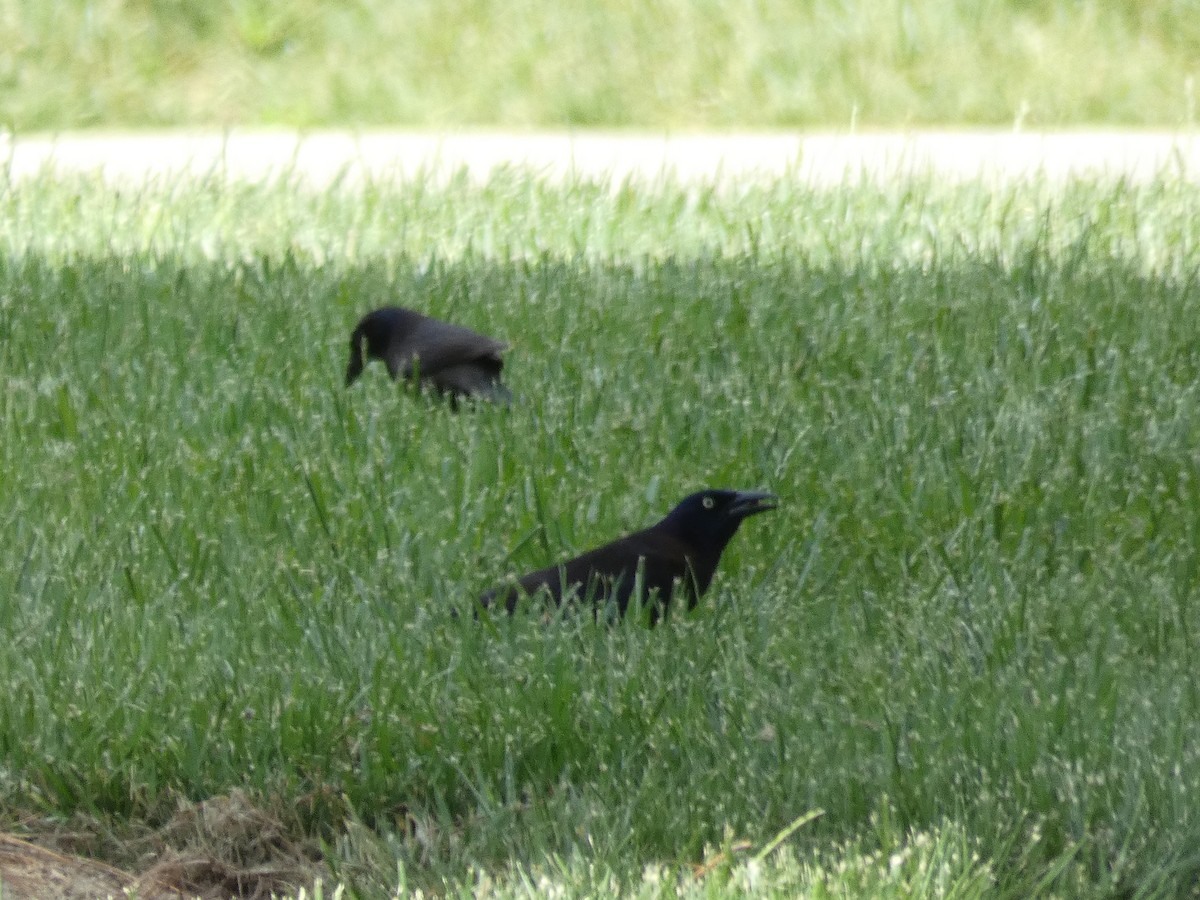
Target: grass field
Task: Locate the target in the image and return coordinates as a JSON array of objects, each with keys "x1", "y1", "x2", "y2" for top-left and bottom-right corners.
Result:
[
  {"x1": 2, "y1": 168, "x2": 1200, "y2": 898},
  {"x1": 2, "y1": 0, "x2": 1199, "y2": 130}
]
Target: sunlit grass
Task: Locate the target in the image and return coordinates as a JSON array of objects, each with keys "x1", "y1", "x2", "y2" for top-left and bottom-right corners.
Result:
[{"x1": 1, "y1": 170, "x2": 1199, "y2": 896}]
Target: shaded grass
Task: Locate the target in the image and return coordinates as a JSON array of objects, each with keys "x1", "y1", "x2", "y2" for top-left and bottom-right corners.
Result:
[
  {"x1": 2, "y1": 171, "x2": 1200, "y2": 895},
  {"x1": 0, "y1": 0, "x2": 1198, "y2": 130}
]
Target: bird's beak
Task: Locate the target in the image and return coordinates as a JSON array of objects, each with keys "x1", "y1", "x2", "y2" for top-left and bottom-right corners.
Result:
[{"x1": 729, "y1": 490, "x2": 778, "y2": 518}]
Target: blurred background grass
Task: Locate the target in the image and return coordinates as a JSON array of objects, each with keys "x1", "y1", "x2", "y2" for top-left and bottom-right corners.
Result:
[{"x1": 1, "y1": 0, "x2": 1197, "y2": 131}]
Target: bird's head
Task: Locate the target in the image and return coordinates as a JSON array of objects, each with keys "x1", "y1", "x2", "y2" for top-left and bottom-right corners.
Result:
[{"x1": 658, "y1": 488, "x2": 778, "y2": 554}]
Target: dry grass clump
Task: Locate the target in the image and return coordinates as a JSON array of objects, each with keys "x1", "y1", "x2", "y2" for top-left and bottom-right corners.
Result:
[{"x1": 0, "y1": 791, "x2": 327, "y2": 900}]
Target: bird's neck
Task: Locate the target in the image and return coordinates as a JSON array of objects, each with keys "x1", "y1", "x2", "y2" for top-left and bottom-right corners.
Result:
[{"x1": 655, "y1": 517, "x2": 740, "y2": 588}]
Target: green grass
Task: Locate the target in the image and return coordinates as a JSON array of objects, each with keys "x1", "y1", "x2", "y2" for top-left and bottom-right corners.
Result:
[
  {"x1": 2, "y1": 169, "x2": 1200, "y2": 897},
  {"x1": 1, "y1": 0, "x2": 1198, "y2": 130}
]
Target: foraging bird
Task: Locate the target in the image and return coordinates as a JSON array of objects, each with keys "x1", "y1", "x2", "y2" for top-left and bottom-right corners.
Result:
[
  {"x1": 478, "y1": 489, "x2": 777, "y2": 623},
  {"x1": 345, "y1": 306, "x2": 511, "y2": 404}
]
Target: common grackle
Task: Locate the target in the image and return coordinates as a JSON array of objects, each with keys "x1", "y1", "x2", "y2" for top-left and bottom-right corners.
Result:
[
  {"x1": 478, "y1": 489, "x2": 777, "y2": 623},
  {"x1": 345, "y1": 306, "x2": 511, "y2": 403}
]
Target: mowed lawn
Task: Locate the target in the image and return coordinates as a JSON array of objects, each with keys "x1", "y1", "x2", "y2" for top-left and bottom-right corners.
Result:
[{"x1": 1, "y1": 171, "x2": 1199, "y2": 897}]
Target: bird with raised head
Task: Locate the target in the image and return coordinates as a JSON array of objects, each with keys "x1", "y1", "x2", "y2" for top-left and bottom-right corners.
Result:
[
  {"x1": 345, "y1": 306, "x2": 511, "y2": 404},
  {"x1": 478, "y1": 489, "x2": 777, "y2": 623}
]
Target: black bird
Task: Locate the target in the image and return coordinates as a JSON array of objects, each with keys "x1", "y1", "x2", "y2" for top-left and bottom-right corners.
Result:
[
  {"x1": 478, "y1": 489, "x2": 777, "y2": 623},
  {"x1": 345, "y1": 306, "x2": 511, "y2": 404}
]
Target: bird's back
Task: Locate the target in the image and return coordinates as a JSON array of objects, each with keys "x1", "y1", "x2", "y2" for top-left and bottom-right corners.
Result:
[
  {"x1": 347, "y1": 306, "x2": 509, "y2": 400},
  {"x1": 483, "y1": 527, "x2": 698, "y2": 619},
  {"x1": 390, "y1": 315, "x2": 505, "y2": 374}
]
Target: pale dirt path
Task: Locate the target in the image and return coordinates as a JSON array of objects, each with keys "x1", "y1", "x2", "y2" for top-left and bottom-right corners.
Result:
[{"x1": 2, "y1": 130, "x2": 1198, "y2": 186}]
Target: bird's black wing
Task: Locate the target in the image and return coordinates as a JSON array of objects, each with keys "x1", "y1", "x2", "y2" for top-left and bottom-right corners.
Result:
[
  {"x1": 388, "y1": 317, "x2": 508, "y2": 379},
  {"x1": 480, "y1": 528, "x2": 694, "y2": 619}
]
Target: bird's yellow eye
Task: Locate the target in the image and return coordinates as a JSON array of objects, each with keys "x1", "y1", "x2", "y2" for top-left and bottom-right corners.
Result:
[{"x1": 702, "y1": 496, "x2": 715, "y2": 509}]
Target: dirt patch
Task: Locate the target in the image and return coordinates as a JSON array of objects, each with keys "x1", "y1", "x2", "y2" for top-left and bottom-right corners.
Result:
[{"x1": 1, "y1": 791, "x2": 328, "y2": 900}]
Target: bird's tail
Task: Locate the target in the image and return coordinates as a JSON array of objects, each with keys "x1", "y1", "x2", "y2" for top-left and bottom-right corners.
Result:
[{"x1": 345, "y1": 324, "x2": 366, "y2": 386}]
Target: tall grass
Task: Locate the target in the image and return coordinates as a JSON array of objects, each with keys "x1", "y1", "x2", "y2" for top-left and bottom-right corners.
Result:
[
  {"x1": 1, "y1": 170, "x2": 1199, "y2": 895},
  {"x1": 0, "y1": 0, "x2": 1197, "y2": 130}
]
